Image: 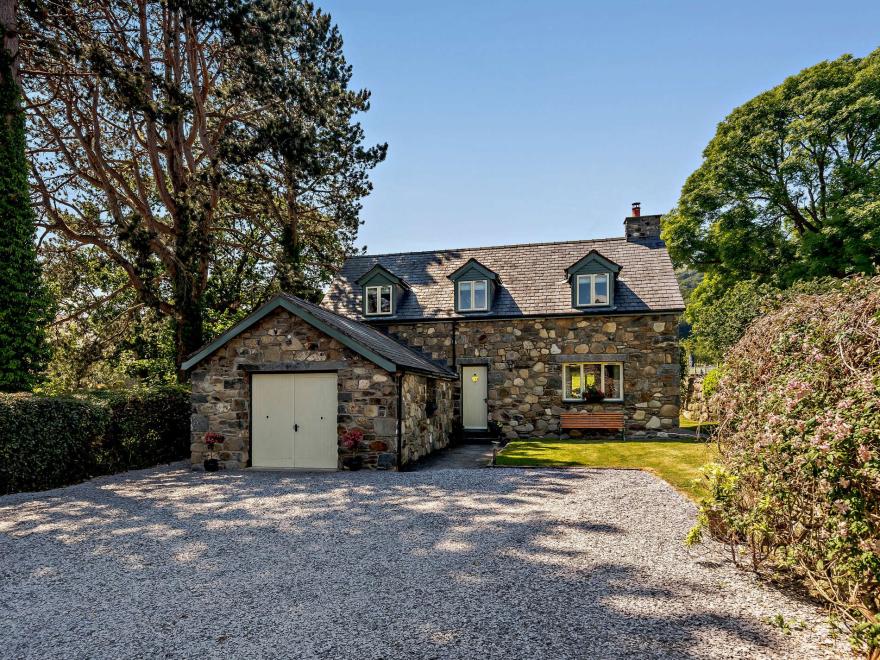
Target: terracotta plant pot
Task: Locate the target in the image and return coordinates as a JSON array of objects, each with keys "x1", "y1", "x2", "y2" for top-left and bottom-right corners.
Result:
[{"x1": 203, "y1": 458, "x2": 220, "y2": 472}]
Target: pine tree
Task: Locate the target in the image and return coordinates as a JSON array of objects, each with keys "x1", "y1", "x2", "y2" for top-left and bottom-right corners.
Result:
[
  {"x1": 0, "y1": 0, "x2": 50, "y2": 391},
  {"x1": 22, "y1": 1, "x2": 385, "y2": 380}
]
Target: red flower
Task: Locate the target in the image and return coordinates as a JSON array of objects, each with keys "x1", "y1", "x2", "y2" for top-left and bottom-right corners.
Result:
[{"x1": 340, "y1": 428, "x2": 364, "y2": 450}]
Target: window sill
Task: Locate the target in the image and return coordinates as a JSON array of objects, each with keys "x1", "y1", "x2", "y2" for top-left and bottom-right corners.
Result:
[{"x1": 563, "y1": 398, "x2": 624, "y2": 404}]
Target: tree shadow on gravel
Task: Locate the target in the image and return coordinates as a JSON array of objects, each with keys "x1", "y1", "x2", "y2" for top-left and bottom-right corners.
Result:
[{"x1": 0, "y1": 466, "x2": 815, "y2": 659}]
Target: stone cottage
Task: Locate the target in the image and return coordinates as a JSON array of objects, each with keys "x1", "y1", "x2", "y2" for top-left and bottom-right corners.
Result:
[
  {"x1": 184, "y1": 204, "x2": 684, "y2": 470},
  {"x1": 323, "y1": 205, "x2": 685, "y2": 440}
]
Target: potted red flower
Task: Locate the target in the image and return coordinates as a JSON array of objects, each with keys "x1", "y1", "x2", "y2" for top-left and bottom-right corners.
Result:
[
  {"x1": 339, "y1": 429, "x2": 364, "y2": 471},
  {"x1": 581, "y1": 374, "x2": 605, "y2": 404},
  {"x1": 203, "y1": 432, "x2": 224, "y2": 472}
]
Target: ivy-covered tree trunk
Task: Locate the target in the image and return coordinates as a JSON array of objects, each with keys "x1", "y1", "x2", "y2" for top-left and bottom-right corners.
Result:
[
  {"x1": 171, "y1": 203, "x2": 210, "y2": 380},
  {"x1": 0, "y1": 0, "x2": 50, "y2": 391}
]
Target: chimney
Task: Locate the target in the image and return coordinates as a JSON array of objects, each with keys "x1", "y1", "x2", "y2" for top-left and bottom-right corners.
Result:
[{"x1": 624, "y1": 203, "x2": 662, "y2": 243}]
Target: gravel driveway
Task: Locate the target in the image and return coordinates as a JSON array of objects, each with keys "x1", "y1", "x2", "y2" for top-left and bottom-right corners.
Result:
[{"x1": 0, "y1": 465, "x2": 845, "y2": 659}]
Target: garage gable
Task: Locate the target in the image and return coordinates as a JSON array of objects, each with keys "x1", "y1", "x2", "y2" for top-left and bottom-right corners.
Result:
[{"x1": 181, "y1": 293, "x2": 454, "y2": 379}]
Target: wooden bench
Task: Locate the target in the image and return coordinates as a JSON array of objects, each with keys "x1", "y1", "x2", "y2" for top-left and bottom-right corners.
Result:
[{"x1": 560, "y1": 412, "x2": 626, "y2": 440}]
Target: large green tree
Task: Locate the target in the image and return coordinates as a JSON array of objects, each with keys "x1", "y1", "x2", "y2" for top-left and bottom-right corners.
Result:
[
  {"x1": 664, "y1": 48, "x2": 880, "y2": 294},
  {"x1": 0, "y1": 0, "x2": 50, "y2": 391},
  {"x1": 22, "y1": 0, "x2": 384, "y2": 379}
]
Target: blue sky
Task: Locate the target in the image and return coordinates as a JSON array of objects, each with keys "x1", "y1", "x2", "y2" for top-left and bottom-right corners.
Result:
[{"x1": 319, "y1": 0, "x2": 880, "y2": 254}]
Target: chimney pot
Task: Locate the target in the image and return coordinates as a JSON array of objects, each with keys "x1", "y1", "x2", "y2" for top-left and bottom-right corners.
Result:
[{"x1": 631, "y1": 202, "x2": 641, "y2": 217}]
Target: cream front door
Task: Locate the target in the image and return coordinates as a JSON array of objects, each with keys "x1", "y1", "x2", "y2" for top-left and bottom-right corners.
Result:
[
  {"x1": 461, "y1": 365, "x2": 488, "y2": 430},
  {"x1": 251, "y1": 372, "x2": 338, "y2": 469}
]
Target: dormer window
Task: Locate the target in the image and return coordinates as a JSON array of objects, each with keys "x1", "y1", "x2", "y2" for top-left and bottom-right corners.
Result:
[
  {"x1": 458, "y1": 280, "x2": 488, "y2": 311},
  {"x1": 356, "y1": 263, "x2": 409, "y2": 318},
  {"x1": 365, "y1": 285, "x2": 393, "y2": 316},
  {"x1": 576, "y1": 273, "x2": 609, "y2": 307},
  {"x1": 565, "y1": 250, "x2": 621, "y2": 310},
  {"x1": 448, "y1": 258, "x2": 499, "y2": 314}
]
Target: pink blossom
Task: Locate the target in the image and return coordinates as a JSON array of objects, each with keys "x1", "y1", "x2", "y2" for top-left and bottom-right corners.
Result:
[
  {"x1": 784, "y1": 379, "x2": 812, "y2": 411},
  {"x1": 832, "y1": 500, "x2": 850, "y2": 515},
  {"x1": 858, "y1": 445, "x2": 872, "y2": 462}
]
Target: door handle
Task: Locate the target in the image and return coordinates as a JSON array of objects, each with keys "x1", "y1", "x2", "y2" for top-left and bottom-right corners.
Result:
[{"x1": 294, "y1": 423, "x2": 299, "y2": 432}]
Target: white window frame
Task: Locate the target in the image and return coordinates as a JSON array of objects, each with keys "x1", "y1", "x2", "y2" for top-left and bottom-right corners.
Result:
[
  {"x1": 458, "y1": 279, "x2": 488, "y2": 312},
  {"x1": 576, "y1": 273, "x2": 610, "y2": 307},
  {"x1": 365, "y1": 284, "x2": 393, "y2": 316},
  {"x1": 562, "y1": 362, "x2": 624, "y2": 402}
]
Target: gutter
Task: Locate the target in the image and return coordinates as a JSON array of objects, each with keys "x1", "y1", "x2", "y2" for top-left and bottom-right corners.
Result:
[
  {"x1": 451, "y1": 319, "x2": 458, "y2": 369},
  {"x1": 363, "y1": 308, "x2": 686, "y2": 326}
]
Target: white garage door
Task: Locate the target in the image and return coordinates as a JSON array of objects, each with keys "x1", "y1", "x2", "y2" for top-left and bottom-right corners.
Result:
[{"x1": 251, "y1": 373, "x2": 338, "y2": 469}]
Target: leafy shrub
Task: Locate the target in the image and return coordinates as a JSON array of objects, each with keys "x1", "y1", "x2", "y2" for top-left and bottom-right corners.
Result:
[
  {"x1": 685, "y1": 276, "x2": 843, "y2": 364},
  {"x1": 701, "y1": 367, "x2": 722, "y2": 400},
  {"x1": 94, "y1": 386, "x2": 190, "y2": 473},
  {"x1": 0, "y1": 386, "x2": 190, "y2": 494},
  {"x1": 0, "y1": 394, "x2": 106, "y2": 493},
  {"x1": 688, "y1": 276, "x2": 880, "y2": 654},
  {"x1": 685, "y1": 278, "x2": 773, "y2": 363}
]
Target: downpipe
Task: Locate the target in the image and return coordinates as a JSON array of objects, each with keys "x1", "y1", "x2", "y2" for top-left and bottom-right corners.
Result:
[{"x1": 396, "y1": 372, "x2": 404, "y2": 471}]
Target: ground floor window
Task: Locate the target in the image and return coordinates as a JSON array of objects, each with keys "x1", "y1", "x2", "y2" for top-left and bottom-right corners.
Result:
[{"x1": 563, "y1": 362, "x2": 623, "y2": 402}]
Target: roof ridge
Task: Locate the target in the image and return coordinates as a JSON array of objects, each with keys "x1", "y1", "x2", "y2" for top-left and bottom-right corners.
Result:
[{"x1": 351, "y1": 235, "x2": 633, "y2": 259}]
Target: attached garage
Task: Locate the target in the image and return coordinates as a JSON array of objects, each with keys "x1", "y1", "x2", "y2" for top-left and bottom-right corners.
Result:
[{"x1": 183, "y1": 294, "x2": 456, "y2": 471}]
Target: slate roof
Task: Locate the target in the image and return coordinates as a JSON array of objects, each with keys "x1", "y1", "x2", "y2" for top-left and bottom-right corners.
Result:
[
  {"x1": 181, "y1": 293, "x2": 455, "y2": 378},
  {"x1": 283, "y1": 295, "x2": 455, "y2": 377},
  {"x1": 323, "y1": 236, "x2": 685, "y2": 321}
]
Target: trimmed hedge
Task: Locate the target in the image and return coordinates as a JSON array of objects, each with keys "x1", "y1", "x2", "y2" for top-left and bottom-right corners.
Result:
[
  {"x1": 688, "y1": 276, "x2": 880, "y2": 654},
  {"x1": 0, "y1": 386, "x2": 190, "y2": 494},
  {"x1": 0, "y1": 394, "x2": 106, "y2": 494}
]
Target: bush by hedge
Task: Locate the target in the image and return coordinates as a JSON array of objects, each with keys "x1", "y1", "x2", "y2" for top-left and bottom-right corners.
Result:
[
  {"x1": 0, "y1": 385, "x2": 190, "y2": 494},
  {"x1": 688, "y1": 276, "x2": 880, "y2": 654}
]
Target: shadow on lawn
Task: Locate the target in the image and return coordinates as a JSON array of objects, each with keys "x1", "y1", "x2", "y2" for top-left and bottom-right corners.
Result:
[{"x1": 0, "y1": 466, "x2": 791, "y2": 658}]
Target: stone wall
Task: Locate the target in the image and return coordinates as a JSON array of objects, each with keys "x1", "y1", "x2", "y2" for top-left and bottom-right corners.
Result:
[
  {"x1": 681, "y1": 373, "x2": 717, "y2": 423},
  {"x1": 190, "y1": 308, "x2": 399, "y2": 470},
  {"x1": 400, "y1": 374, "x2": 455, "y2": 465},
  {"x1": 383, "y1": 313, "x2": 681, "y2": 438}
]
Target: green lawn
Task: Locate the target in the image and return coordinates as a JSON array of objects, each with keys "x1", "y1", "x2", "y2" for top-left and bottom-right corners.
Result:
[
  {"x1": 496, "y1": 439, "x2": 718, "y2": 501},
  {"x1": 678, "y1": 415, "x2": 718, "y2": 430}
]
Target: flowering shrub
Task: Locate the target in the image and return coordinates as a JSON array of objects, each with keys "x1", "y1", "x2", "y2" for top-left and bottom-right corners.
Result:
[
  {"x1": 204, "y1": 432, "x2": 224, "y2": 447},
  {"x1": 339, "y1": 428, "x2": 364, "y2": 452},
  {"x1": 688, "y1": 276, "x2": 879, "y2": 655}
]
